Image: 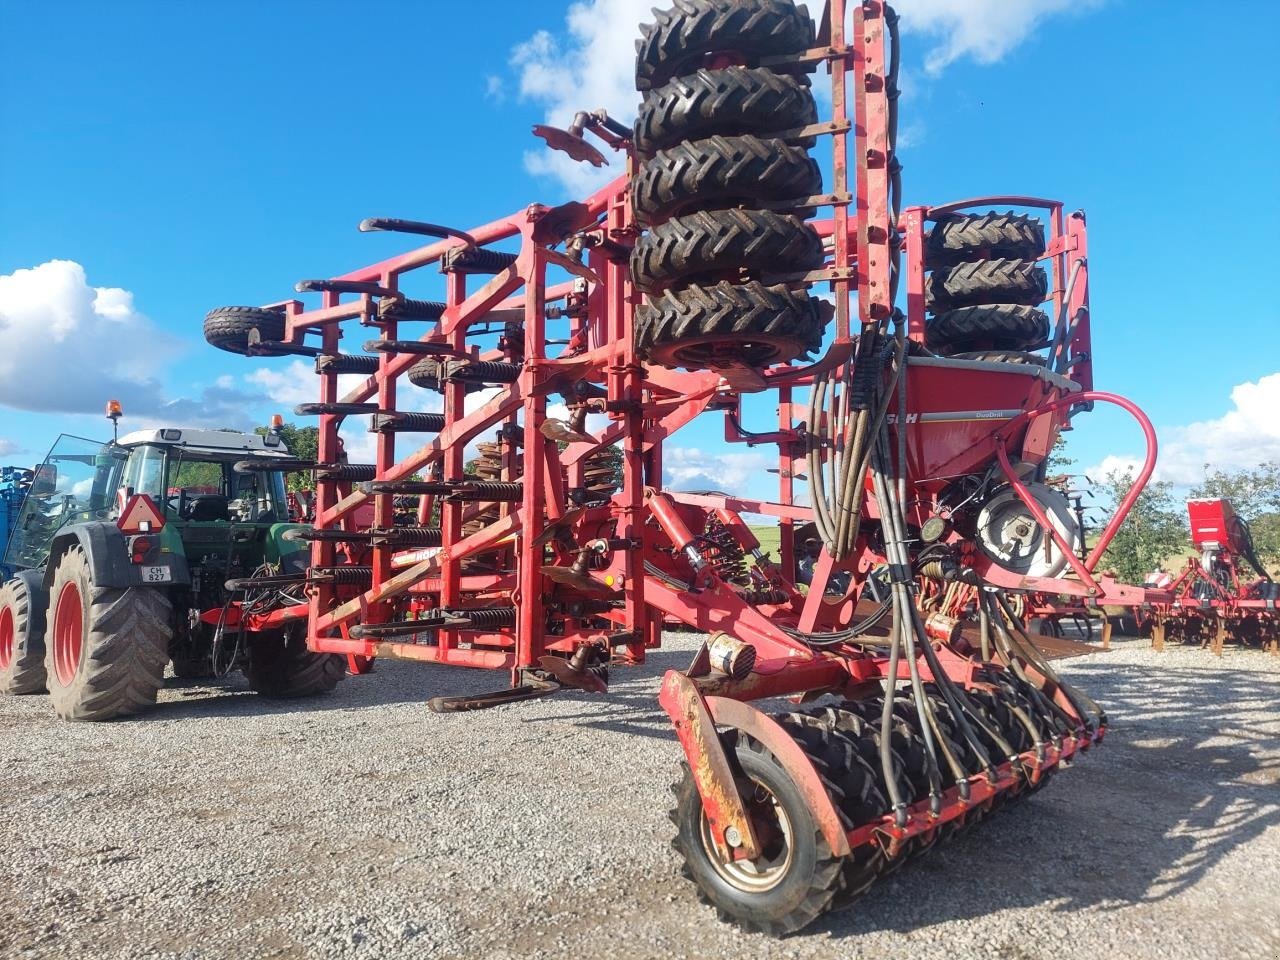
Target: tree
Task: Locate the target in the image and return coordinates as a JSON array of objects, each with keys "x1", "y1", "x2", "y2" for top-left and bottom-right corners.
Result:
[
  {"x1": 254, "y1": 424, "x2": 318, "y2": 492},
  {"x1": 1096, "y1": 468, "x2": 1189, "y2": 585},
  {"x1": 1190, "y1": 461, "x2": 1280, "y2": 565}
]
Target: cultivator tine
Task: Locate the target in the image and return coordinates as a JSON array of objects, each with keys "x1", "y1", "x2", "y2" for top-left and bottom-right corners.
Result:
[
  {"x1": 358, "y1": 218, "x2": 478, "y2": 245},
  {"x1": 314, "y1": 464, "x2": 377, "y2": 482},
  {"x1": 426, "y1": 681, "x2": 559, "y2": 713},
  {"x1": 370, "y1": 412, "x2": 446, "y2": 434},
  {"x1": 282, "y1": 527, "x2": 375, "y2": 544},
  {"x1": 315, "y1": 353, "x2": 380, "y2": 375},
  {"x1": 363, "y1": 339, "x2": 465, "y2": 357},
  {"x1": 538, "y1": 646, "x2": 609, "y2": 694},
  {"x1": 295, "y1": 278, "x2": 395, "y2": 297},
  {"x1": 361, "y1": 480, "x2": 454, "y2": 496},
  {"x1": 234, "y1": 457, "x2": 315, "y2": 473},
  {"x1": 246, "y1": 328, "x2": 320, "y2": 357},
  {"x1": 539, "y1": 418, "x2": 595, "y2": 445},
  {"x1": 445, "y1": 481, "x2": 523, "y2": 503},
  {"x1": 295, "y1": 402, "x2": 382, "y2": 416}
]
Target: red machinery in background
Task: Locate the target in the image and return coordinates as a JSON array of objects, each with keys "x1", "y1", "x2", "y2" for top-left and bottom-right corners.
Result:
[
  {"x1": 204, "y1": 0, "x2": 1158, "y2": 934},
  {"x1": 1143, "y1": 498, "x2": 1279, "y2": 655}
]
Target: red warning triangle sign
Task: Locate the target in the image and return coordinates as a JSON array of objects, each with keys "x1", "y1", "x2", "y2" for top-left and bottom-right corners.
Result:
[{"x1": 117, "y1": 494, "x2": 166, "y2": 533}]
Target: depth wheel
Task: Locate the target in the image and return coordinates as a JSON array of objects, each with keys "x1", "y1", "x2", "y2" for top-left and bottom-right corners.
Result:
[
  {"x1": 636, "y1": 0, "x2": 815, "y2": 92},
  {"x1": 203, "y1": 306, "x2": 286, "y2": 355},
  {"x1": 671, "y1": 734, "x2": 841, "y2": 935}
]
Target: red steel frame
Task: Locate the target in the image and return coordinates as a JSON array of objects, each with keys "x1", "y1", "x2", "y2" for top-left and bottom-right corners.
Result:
[{"x1": 220, "y1": 0, "x2": 1152, "y2": 862}]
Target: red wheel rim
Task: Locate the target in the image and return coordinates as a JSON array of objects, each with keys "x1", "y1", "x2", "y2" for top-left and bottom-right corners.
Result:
[
  {"x1": 0, "y1": 604, "x2": 13, "y2": 670},
  {"x1": 53, "y1": 581, "x2": 84, "y2": 686},
  {"x1": 645, "y1": 332, "x2": 805, "y2": 370}
]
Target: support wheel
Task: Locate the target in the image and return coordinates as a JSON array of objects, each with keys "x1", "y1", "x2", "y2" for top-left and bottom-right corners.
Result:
[
  {"x1": 926, "y1": 304, "x2": 1049, "y2": 354},
  {"x1": 0, "y1": 573, "x2": 47, "y2": 694},
  {"x1": 203, "y1": 306, "x2": 286, "y2": 355},
  {"x1": 926, "y1": 212, "x2": 1045, "y2": 268},
  {"x1": 926, "y1": 259, "x2": 1047, "y2": 312},
  {"x1": 671, "y1": 733, "x2": 842, "y2": 935},
  {"x1": 44, "y1": 546, "x2": 170, "y2": 721},
  {"x1": 246, "y1": 626, "x2": 345, "y2": 698}
]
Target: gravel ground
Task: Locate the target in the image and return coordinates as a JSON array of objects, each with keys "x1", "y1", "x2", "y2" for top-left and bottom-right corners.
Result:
[{"x1": 1, "y1": 633, "x2": 1278, "y2": 960}]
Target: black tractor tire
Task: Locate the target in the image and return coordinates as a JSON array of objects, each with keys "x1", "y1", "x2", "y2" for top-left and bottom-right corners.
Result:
[
  {"x1": 43, "y1": 546, "x2": 170, "y2": 721},
  {"x1": 0, "y1": 573, "x2": 47, "y2": 694},
  {"x1": 949, "y1": 350, "x2": 1047, "y2": 366},
  {"x1": 636, "y1": 280, "x2": 828, "y2": 369},
  {"x1": 632, "y1": 135, "x2": 822, "y2": 227},
  {"x1": 926, "y1": 212, "x2": 1045, "y2": 269},
  {"x1": 636, "y1": 0, "x2": 816, "y2": 92},
  {"x1": 635, "y1": 66, "x2": 817, "y2": 157},
  {"x1": 246, "y1": 627, "x2": 344, "y2": 698},
  {"x1": 203, "y1": 306, "x2": 286, "y2": 355},
  {"x1": 926, "y1": 304, "x2": 1050, "y2": 354},
  {"x1": 671, "y1": 733, "x2": 842, "y2": 935},
  {"x1": 631, "y1": 209, "x2": 824, "y2": 294},
  {"x1": 926, "y1": 258, "x2": 1047, "y2": 312}
]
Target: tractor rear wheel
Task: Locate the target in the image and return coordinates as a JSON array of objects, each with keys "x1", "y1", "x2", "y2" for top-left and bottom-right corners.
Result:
[
  {"x1": 926, "y1": 258, "x2": 1047, "y2": 312},
  {"x1": 0, "y1": 574, "x2": 47, "y2": 694},
  {"x1": 245, "y1": 626, "x2": 344, "y2": 698},
  {"x1": 636, "y1": 280, "x2": 826, "y2": 369},
  {"x1": 671, "y1": 733, "x2": 842, "y2": 935},
  {"x1": 630, "y1": 209, "x2": 823, "y2": 294},
  {"x1": 632, "y1": 135, "x2": 821, "y2": 227},
  {"x1": 926, "y1": 304, "x2": 1049, "y2": 354},
  {"x1": 636, "y1": 0, "x2": 815, "y2": 92},
  {"x1": 203, "y1": 306, "x2": 286, "y2": 355},
  {"x1": 43, "y1": 546, "x2": 170, "y2": 721},
  {"x1": 635, "y1": 66, "x2": 817, "y2": 157},
  {"x1": 926, "y1": 212, "x2": 1045, "y2": 268}
]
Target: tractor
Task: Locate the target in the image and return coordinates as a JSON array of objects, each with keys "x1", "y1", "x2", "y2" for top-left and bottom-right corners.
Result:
[{"x1": 0, "y1": 405, "x2": 345, "y2": 719}]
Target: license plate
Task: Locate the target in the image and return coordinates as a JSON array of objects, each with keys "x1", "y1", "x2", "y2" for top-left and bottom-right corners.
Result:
[{"x1": 141, "y1": 565, "x2": 172, "y2": 583}]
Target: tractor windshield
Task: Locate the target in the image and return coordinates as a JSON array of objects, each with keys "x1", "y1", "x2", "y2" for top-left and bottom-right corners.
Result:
[
  {"x1": 3, "y1": 434, "x2": 124, "y2": 570},
  {"x1": 120, "y1": 445, "x2": 288, "y2": 524}
]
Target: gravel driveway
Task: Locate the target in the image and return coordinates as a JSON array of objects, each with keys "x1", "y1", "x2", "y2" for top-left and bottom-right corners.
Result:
[{"x1": 2, "y1": 633, "x2": 1277, "y2": 960}]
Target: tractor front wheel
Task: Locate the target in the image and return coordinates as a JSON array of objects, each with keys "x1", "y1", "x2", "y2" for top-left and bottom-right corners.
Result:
[
  {"x1": 245, "y1": 626, "x2": 345, "y2": 698},
  {"x1": 43, "y1": 546, "x2": 171, "y2": 721},
  {"x1": 0, "y1": 574, "x2": 47, "y2": 694}
]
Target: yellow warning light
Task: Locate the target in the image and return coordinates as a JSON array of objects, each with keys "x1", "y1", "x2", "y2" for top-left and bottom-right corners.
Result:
[
  {"x1": 270, "y1": 413, "x2": 285, "y2": 429},
  {"x1": 105, "y1": 399, "x2": 123, "y2": 420}
]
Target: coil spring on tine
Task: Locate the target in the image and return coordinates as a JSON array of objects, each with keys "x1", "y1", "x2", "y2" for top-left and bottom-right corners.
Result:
[
  {"x1": 452, "y1": 481, "x2": 523, "y2": 502},
  {"x1": 315, "y1": 566, "x2": 373, "y2": 584},
  {"x1": 456, "y1": 606, "x2": 517, "y2": 629},
  {"x1": 447, "y1": 360, "x2": 522, "y2": 384}
]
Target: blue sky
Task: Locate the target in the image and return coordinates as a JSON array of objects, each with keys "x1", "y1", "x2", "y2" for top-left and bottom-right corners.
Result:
[{"x1": 1, "y1": 0, "x2": 1277, "y2": 500}]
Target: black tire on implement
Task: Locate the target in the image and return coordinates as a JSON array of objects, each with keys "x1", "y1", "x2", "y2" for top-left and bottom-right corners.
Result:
[
  {"x1": 0, "y1": 573, "x2": 47, "y2": 695},
  {"x1": 630, "y1": 209, "x2": 824, "y2": 294},
  {"x1": 634, "y1": 66, "x2": 817, "y2": 157},
  {"x1": 44, "y1": 545, "x2": 170, "y2": 721},
  {"x1": 406, "y1": 357, "x2": 482, "y2": 394},
  {"x1": 203, "y1": 306, "x2": 286, "y2": 355},
  {"x1": 246, "y1": 626, "x2": 344, "y2": 698},
  {"x1": 949, "y1": 350, "x2": 1047, "y2": 366},
  {"x1": 636, "y1": 280, "x2": 828, "y2": 369},
  {"x1": 632, "y1": 135, "x2": 822, "y2": 227},
  {"x1": 926, "y1": 304, "x2": 1050, "y2": 353},
  {"x1": 926, "y1": 212, "x2": 1045, "y2": 269},
  {"x1": 926, "y1": 258, "x2": 1048, "y2": 312},
  {"x1": 636, "y1": 0, "x2": 816, "y2": 92},
  {"x1": 670, "y1": 733, "x2": 842, "y2": 935}
]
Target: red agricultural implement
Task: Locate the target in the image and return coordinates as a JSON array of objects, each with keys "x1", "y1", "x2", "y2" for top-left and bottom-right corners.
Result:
[
  {"x1": 199, "y1": 0, "x2": 1159, "y2": 934},
  {"x1": 1142, "y1": 498, "x2": 1279, "y2": 656}
]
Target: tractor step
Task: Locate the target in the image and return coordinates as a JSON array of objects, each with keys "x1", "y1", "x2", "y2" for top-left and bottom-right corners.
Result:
[
  {"x1": 316, "y1": 353, "x2": 380, "y2": 375},
  {"x1": 364, "y1": 339, "x2": 465, "y2": 357},
  {"x1": 441, "y1": 246, "x2": 519, "y2": 275},
  {"x1": 370, "y1": 412, "x2": 446, "y2": 433},
  {"x1": 315, "y1": 464, "x2": 377, "y2": 482},
  {"x1": 378, "y1": 298, "x2": 447, "y2": 322},
  {"x1": 234, "y1": 457, "x2": 315, "y2": 473},
  {"x1": 295, "y1": 402, "x2": 381, "y2": 416},
  {"x1": 445, "y1": 359, "x2": 522, "y2": 384}
]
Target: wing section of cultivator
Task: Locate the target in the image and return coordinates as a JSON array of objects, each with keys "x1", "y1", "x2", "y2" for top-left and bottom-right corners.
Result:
[
  {"x1": 1142, "y1": 498, "x2": 1279, "y2": 655},
  {"x1": 203, "y1": 0, "x2": 1154, "y2": 936}
]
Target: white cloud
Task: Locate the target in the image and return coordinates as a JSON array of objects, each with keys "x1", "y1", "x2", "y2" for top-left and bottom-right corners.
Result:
[
  {"x1": 897, "y1": 0, "x2": 1103, "y2": 75},
  {"x1": 0, "y1": 260, "x2": 264, "y2": 429},
  {"x1": 484, "y1": 74, "x2": 506, "y2": 102},
  {"x1": 664, "y1": 446, "x2": 774, "y2": 494},
  {"x1": 1154, "y1": 373, "x2": 1280, "y2": 486},
  {"x1": 0, "y1": 439, "x2": 19, "y2": 457},
  {"x1": 510, "y1": 0, "x2": 652, "y2": 195}
]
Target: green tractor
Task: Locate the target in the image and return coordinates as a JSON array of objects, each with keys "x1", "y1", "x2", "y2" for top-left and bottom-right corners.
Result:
[{"x1": 0, "y1": 411, "x2": 343, "y2": 720}]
